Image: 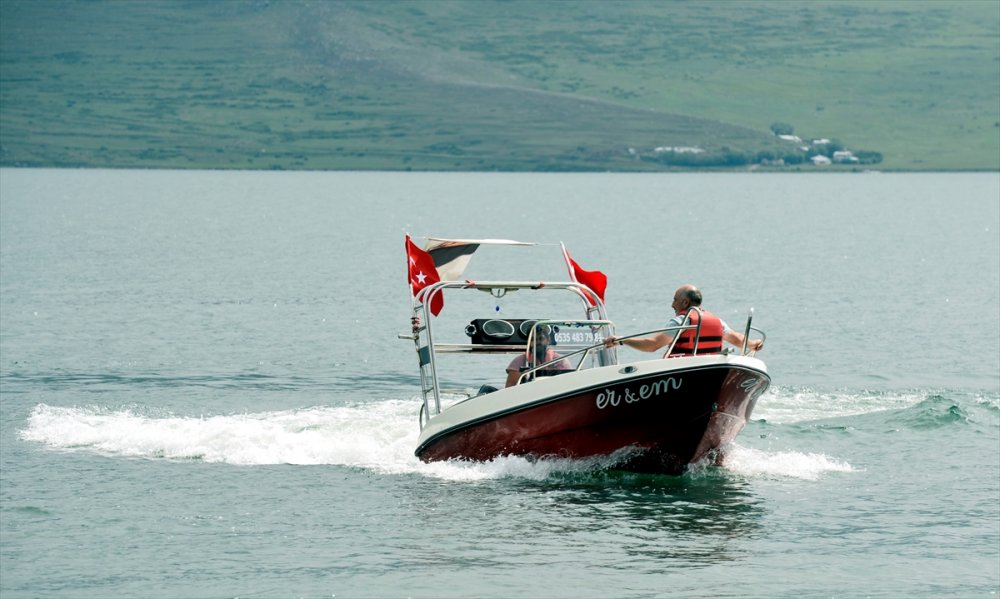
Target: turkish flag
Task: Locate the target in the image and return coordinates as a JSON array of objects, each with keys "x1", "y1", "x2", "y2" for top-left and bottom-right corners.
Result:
[
  {"x1": 563, "y1": 245, "x2": 607, "y2": 306},
  {"x1": 406, "y1": 235, "x2": 443, "y2": 316}
]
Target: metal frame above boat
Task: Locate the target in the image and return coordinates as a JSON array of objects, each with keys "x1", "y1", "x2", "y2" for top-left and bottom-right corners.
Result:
[{"x1": 405, "y1": 279, "x2": 609, "y2": 420}]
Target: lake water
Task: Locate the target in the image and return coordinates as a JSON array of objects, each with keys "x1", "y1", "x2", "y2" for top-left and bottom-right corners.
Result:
[{"x1": 1, "y1": 169, "x2": 998, "y2": 598}]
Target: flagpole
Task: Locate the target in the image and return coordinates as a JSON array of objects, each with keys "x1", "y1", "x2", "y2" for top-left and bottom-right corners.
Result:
[{"x1": 560, "y1": 242, "x2": 576, "y2": 283}]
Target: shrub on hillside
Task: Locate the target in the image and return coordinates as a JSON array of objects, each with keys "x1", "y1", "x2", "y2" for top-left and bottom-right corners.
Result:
[
  {"x1": 854, "y1": 150, "x2": 883, "y2": 164},
  {"x1": 770, "y1": 122, "x2": 795, "y2": 136}
]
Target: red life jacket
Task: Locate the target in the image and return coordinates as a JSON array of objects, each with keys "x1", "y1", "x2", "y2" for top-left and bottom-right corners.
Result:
[{"x1": 668, "y1": 308, "x2": 724, "y2": 357}]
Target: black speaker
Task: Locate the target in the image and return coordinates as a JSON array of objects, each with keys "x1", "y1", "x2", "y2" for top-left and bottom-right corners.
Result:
[{"x1": 465, "y1": 319, "x2": 557, "y2": 345}]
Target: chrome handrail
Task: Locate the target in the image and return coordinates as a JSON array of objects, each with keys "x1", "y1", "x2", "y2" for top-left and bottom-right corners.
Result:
[
  {"x1": 517, "y1": 316, "x2": 767, "y2": 383},
  {"x1": 515, "y1": 323, "x2": 698, "y2": 385},
  {"x1": 408, "y1": 278, "x2": 765, "y2": 421},
  {"x1": 524, "y1": 319, "x2": 615, "y2": 371},
  {"x1": 745, "y1": 326, "x2": 766, "y2": 357}
]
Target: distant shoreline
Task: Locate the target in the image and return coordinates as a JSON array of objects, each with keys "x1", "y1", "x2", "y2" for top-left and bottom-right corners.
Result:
[
  {"x1": 2, "y1": 164, "x2": 997, "y2": 174},
  {"x1": 2, "y1": 1, "x2": 997, "y2": 173}
]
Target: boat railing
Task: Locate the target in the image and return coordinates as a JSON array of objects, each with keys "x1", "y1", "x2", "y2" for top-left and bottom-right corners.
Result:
[
  {"x1": 515, "y1": 314, "x2": 766, "y2": 384},
  {"x1": 514, "y1": 340, "x2": 612, "y2": 385},
  {"x1": 633, "y1": 309, "x2": 765, "y2": 359},
  {"x1": 741, "y1": 308, "x2": 767, "y2": 356},
  {"x1": 406, "y1": 279, "x2": 764, "y2": 425},
  {"x1": 514, "y1": 319, "x2": 615, "y2": 384},
  {"x1": 515, "y1": 323, "x2": 694, "y2": 385}
]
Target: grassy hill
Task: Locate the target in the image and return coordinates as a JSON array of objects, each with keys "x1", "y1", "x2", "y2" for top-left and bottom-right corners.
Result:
[{"x1": 1, "y1": 0, "x2": 997, "y2": 171}]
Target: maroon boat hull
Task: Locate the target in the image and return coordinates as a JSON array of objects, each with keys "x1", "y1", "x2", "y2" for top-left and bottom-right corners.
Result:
[{"x1": 415, "y1": 364, "x2": 769, "y2": 475}]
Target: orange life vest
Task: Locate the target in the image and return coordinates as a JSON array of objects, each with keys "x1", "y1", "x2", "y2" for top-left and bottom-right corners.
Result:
[{"x1": 668, "y1": 308, "x2": 724, "y2": 357}]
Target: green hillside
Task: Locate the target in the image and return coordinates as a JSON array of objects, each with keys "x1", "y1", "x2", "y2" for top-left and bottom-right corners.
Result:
[{"x1": 1, "y1": 0, "x2": 998, "y2": 171}]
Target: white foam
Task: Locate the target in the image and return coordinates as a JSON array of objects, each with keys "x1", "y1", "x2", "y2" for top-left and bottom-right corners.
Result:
[
  {"x1": 20, "y1": 401, "x2": 422, "y2": 468},
  {"x1": 21, "y1": 399, "x2": 857, "y2": 482},
  {"x1": 720, "y1": 443, "x2": 855, "y2": 480},
  {"x1": 751, "y1": 386, "x2": 925, "y2": 424},
  {"x1": 19, "y1": 402, "x2": 606, "y2": 481}
]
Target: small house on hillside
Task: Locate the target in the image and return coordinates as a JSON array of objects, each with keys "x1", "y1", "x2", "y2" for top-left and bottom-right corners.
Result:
[
  {"x1": 654, "y1": 146, "x2": 705, "y2": 154},
  {"x1": 811, "y1": 155, "x2": 832, "y2": 165},
  {"x1": 833, "y1": 150, "x2": 859, "y2": 163}
]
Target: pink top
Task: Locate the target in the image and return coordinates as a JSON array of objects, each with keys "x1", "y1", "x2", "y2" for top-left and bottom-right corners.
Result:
[{"x1": 507, "y1": 349, "x2": 571, "y2": 373}]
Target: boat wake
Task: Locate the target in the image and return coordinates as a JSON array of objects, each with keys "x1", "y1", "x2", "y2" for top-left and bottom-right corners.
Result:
[
  {"x1": 19, "y1": 400, "x2": 420, "y2": 470},
  {"x1": 19, "y1": 385, "x2": 949, "y2": 481},
  {"x1": 18, "y1": 400, "x2": 624, "y2": 481},
  {"x1": 751, "y1": 385, "x2": 929, "y2": 424},
  {"x1": 718, "y1": 445, "x2": 855, "y2": 480}
]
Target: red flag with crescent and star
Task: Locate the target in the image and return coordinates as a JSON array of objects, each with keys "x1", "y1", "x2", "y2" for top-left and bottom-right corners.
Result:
[{"x1": 406, "y1": 235, "x2": 443, "y2": 316}]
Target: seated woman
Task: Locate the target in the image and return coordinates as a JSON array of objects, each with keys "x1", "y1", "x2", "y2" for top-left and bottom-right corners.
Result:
[{"x1": 505, "y1": 328, "x2": 571, "y2": 387}]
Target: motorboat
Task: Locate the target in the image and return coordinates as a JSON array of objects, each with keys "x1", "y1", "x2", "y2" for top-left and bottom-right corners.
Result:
[{"x1": 402, "y1": 237, "x2": 770, "y2": 475}]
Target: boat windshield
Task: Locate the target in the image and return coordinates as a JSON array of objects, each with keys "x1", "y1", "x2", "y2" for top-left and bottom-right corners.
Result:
[{"x1": 514, "y1": 319, "x2": 613, "y2": 384}]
